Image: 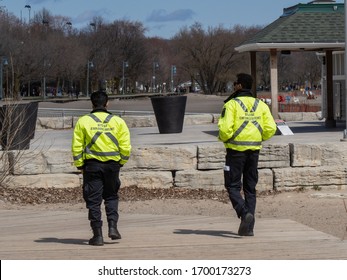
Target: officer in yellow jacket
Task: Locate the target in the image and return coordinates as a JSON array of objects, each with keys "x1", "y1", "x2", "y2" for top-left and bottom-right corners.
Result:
[
  {"x1": 72, "y1": 90, "x2": 131, "y2": 246},
  {"x1": 218, "y1": 73, "x2": 276, "y2": 237}
]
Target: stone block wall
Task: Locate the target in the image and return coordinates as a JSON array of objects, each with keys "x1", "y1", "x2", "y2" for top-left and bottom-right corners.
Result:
[
  {"x1": 2, "y1": 142, "x2": 347, "y2": 192},
  {"x1": 35, "y1": 114, "x2": 219, "y2": 130},
  {"x1": 35, "y1": 112, "x2": 319, "y2": 130},
  {"x1": 3, "y1": 112, "x2": 346, "y2": 191}
]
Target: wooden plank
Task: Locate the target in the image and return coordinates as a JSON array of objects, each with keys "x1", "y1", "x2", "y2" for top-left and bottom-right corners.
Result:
[{"x1": 0, "y1": 210, "x2": 346, "y2": 260}]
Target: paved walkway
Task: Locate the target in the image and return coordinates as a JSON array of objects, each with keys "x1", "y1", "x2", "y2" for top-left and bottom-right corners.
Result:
[
  {"x1": 1, "y1": 209, "x2": 347, "y2": 260},
  {"x1": 32, "y1": 120, "x2": 347, "y2": 150}
]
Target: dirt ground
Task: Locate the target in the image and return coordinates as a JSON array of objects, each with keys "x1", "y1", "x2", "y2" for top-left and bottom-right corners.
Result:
[
  {"x1": 1, "y1": 186, "x2": 346, "y2": 240},
  {"x1": 121, "y1": 189, "x2": 347, "y2": 241}
]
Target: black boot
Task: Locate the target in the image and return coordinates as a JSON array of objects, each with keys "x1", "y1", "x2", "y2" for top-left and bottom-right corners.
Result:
[
  {"x1": 89, "y1": 227, "x2": 104, "y2": 246},
  {"x1": 108, "y1": 220, "x2": 121, "y2": 240},
  {"x1": 238, "y1": 213, "x2": 254, "y2": 236}
]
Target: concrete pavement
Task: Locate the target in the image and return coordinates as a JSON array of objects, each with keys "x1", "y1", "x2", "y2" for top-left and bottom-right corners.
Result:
[{"x1": 32, "y1": 120, "x2": 347, "y2": 151}]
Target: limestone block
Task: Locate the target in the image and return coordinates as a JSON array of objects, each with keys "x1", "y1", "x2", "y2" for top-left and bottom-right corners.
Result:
[
  {"x1": 302, "y1": 112, "x2": 321, "y2": 121},
  {"x1": 212, "y1": 114, "x2": 221, "y2": 124},
  {"x1": 197, "y1": 143, "x2": 225, "y2": 170},
  {"x1": 320, "y1": 143, "x2": 347, "y2": 166},
  {"x1": 124, "y1": 145, "x2": 197, "y2": 171},
  {"x1": 72, "y1": 116, "x2": 80, "y2": 128},
  {"x1": 122, "y1": 115, "x2": 156, "y2": 128},
  {"x1": 120, "y1": 171, "x2": 173, "y2": 189},
  {"x1": 43, "y1": 150, "x2": 75, "y2": 173},
  {"x1": 11, "y1": 150, "x2": 75, "y2": 175},
  {"x1": 174, "y1": 170, "x2": 224, "y2": 190},
  {"x1": 197, "y1": 143, "x2": 290, "y2": 170},
  {"x1": 11, "y1": 150, "x2": 47, "y2": 175},
  {"x1": 257, "y1": 169, "x2": 274, "y2": 192},
  {"x1": 3, "y1": 173, "x2": 80, "y2": 189},
  {"x1": 174, "y1": 168, "x2": 273, "y2": 192},
  {"x1": 290, "y1": 142, "x2": 347, "y2": 167},
  {"x1": 278, "y1": 112, "x2": 321, "y2": 122},
  {"x1": 0, "y1": 151, "x2": 9, "y2": 174},
  {"x1": 278, "y1": 112, "x2": 304, "y2": 121},
  {"x1": 36, "y1": 117, "x2": 73, "y2": 129},
  {"x1": 184, "y1": 114, "x2": 214, "y2": 125},
  {"x1": 259, "y1": 144, "x2": 290, "y2": 168},
  {"x1": 274, "y1": 166, "x2": 347, "y2": 190},
  {"x1": 290, "y1": 143, "x2": 322, "y2": 167}
]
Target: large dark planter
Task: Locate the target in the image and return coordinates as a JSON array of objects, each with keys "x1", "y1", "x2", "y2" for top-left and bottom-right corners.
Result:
[
  {"x1": 0, "y1": 102, "x2": 39, "y2": 150},
  {"x1": 150, "y1": 95, "x2": 187, "y2": 134}
]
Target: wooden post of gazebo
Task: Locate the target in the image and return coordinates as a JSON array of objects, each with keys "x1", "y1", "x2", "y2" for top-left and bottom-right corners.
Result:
[{"x1": 270, "y1": 49, "x2": 279, "y2": 119}]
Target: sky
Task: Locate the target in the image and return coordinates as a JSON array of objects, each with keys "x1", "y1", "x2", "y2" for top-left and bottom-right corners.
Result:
[{"x1": 0, "y1": 0, "x2": 344, "y2": 39}]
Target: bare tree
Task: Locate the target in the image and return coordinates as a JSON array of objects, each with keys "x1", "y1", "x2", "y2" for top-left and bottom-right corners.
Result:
[
  {"x1": 105, "y1": 20, "x2": 148, "y2": 93},
  {"x1": 288, "y1": 52, "x2": 321, "y2": 89},
  {"x1": 172, "y1": 23, "x2": 261, "y2": 94},
  {"x1": 142, "y1": 38, "x2": 176, "y2": 93},
  {"x1": 78, "y1": 19, "x2": 148, "y2": 94},
  {"x1": 1, "y1": 6, "x2": 321, "y2": 98},
  {"x1": 257, "y1": 52, "x2": 270, "y2": 90}
]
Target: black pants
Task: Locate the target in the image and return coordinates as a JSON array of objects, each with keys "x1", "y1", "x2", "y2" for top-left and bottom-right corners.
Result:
[
  {"x1": 82, "y1": 160, "x2": 121, "y2": 229},
  {"x1": 224, "y1": 149, "x2": 259, "y2": 230}
]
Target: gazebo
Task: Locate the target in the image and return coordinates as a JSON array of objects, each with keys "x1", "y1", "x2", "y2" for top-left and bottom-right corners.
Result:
[{"x1": 235, "y1": 0, "x2": 345, "y2": 127}]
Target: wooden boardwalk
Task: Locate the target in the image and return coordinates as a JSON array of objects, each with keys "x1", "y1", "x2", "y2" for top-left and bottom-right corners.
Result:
[{"x1": 0, "y1": 209, "x2": 346, "y2": 260}]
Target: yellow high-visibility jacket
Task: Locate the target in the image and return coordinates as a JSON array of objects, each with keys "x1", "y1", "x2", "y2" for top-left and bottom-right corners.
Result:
[
  {"x1": 72, "y1": 110, "x2": 131, "y2": 168},
  {"x1": 218, "y1": 94, "x2": 276, "y2": 151}
]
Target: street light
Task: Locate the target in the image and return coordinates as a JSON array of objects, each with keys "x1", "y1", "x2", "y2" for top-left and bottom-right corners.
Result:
[
  {"x1": 24, "y1": 5, "x2": 31, "y2": 24},
  {"x1": 152, "y1": 62, "x2": 159, "y2": 93},
  {"x1": 42, "y1": 60, "x2": 50, "y2": 100},
  {"x1": 42, "y1": 19, "x2": 49, "y2": 27},
  {"x1": 122, "y1": 61, "x2": 128, "y2": 95},
  {"x1": 86, "y1": 60, "x2": 94, "y2": 97},
  {"x1": 90, "y1": 22, "x2": 96, "y2": 32},
  {"x1": 171, "y1": 65, "x2": 176, "y2": 93},
  {"x1": 0, "y1": 57, "x2": 9, "y2": 100},
  {"x1": 66, "y1": 21, "x2": 72, "y2": 29}
]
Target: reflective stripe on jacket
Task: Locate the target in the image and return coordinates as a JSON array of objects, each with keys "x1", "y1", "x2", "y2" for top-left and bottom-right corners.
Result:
[
  {"x1": 72, "y1": 111, "x2": 131, "y2": 168},
  {"x1": 218, "y1": 96, "x2": 276, "y2": 151}
]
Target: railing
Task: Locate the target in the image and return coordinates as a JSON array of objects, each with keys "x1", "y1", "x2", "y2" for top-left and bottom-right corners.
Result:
[
  {"x1": 37, "y1": 108, "x2": 154, "y2": 118},
  {"x1": 278, "y1": 103, "x2": 321, "y2": 112}
]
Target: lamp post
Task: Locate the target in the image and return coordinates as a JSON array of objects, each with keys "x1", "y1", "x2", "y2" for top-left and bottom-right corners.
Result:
[
  {"x1": 0, "y1": 57, "x2": 8, "y2": 100},
  {"x1": 152, "y1": 62, "x2": 159, "y2": 93},
  {"x1": 42, "y1": 60, "x2": 50, "y2": 100},
  {"x1": 43, "y1": 72, "x2": 46, "y2": 99},
  {"x1": 86, "y1": 60, "x2": 94, "y2": 97},
  {"x1": 24, "y1": 5, "x2": 31, "y2": 24},
  {"x1": 171, "y1": 65, "x2": 176, "y2": 93},
  {"x1": 42, "y1": 19, "x2": 49, "y2": 33},
  {"x1": 90, "y1": 22, "x2": 96, "y2": 32},
  {"x1": 66, "y1": 21, "x2": 72, "y2": 34},
  {"x1": 122, "y1": 61, "x2": 128, "y2": 95}
]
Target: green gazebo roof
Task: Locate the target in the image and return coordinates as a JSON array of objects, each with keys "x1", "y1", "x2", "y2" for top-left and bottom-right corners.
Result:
[{"x1": 236, "y1": 1, "x2": 345, "y2": 52}]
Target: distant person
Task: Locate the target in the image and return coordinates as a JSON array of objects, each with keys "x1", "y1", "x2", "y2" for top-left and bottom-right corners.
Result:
[
  {"x1": 72, "y1": 91, "x2": 132, "y2": 246},
  {"x1": 218, "y1": 73, "x2": 276, "y2": 236}
]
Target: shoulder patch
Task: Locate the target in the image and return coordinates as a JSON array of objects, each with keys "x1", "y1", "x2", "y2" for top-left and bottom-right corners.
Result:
[{"x1": 221, "y1": 108, "x2": 226, "y2": 118}]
